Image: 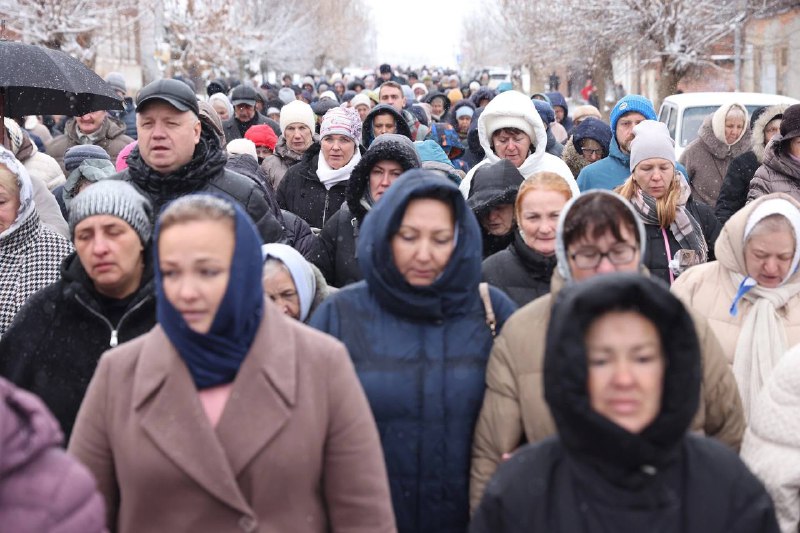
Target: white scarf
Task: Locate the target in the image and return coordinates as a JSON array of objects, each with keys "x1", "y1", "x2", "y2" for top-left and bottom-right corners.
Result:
[
  {"x1": 316, "y1": 149, "x2": 361, "y2": 191},
  {"x1": 730, "y1": 272, "x2": 800, "y2": 420}
]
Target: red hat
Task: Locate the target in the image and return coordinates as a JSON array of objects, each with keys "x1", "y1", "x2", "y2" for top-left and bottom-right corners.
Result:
[{"x1": 244, "y1": 124, "x2": 278, "y2": 151}]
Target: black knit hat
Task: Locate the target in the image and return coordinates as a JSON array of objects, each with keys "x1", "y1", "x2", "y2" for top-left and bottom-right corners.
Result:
[{"x1": 779, "y1": 103, "x2": 800, "y2": 139}]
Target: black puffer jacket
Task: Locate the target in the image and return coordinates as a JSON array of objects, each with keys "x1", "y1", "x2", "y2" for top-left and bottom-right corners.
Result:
[
  {"x1": 466, "y1": 159, "x2": 524, "y2": 259},
  {"x1": 471, "y1": 274, "x2": 779, "y2": 533},
  {"x1": 277, "y1": 142, "x2": 364, "y2": 231},
  {"x1": 313, "y1": 134, "x2": 421, "y2": 287},
  {"x1": 0, "y1": 251, "x2": 156, "y2": 440},
  {"x1": 225, "y1": 154, "x2": 319, "y2": 260},
  {"x1": 642, "y1": 198, "x2": 720, "y2": 285},
  {"x1": 715, "y1": 104, "x2": 791, "y2": 224},
  {"x1": 481, "y1": 231, "x2": 556, "y2": 307},
  {"x1": 118, "y1": 125, "x2": 284, "y2": 243}
]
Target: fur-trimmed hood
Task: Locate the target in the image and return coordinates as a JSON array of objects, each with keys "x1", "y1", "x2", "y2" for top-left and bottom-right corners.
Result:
[
  {"x1": 345, "y1": 134, "x2": 421, "y2": 221},
  {"x1": 752, "y1": 104, "x2": 791, "y2": 164}
]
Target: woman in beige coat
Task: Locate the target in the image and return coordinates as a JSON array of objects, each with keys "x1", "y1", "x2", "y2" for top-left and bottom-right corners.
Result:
[
  {"x1": 69, "y1": 194, "x2": 395, "y2": 533},
  {"x1": 469, "y1": 190, "x2": 745, "y2": 511},
  {"x1": 672, "y1": 192, "x2": 800, "y2": 420}
]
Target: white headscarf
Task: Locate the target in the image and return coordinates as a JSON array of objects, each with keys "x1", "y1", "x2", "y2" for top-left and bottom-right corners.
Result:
[
  {"x1": 0, "y1": 145, "x2": 35, "y2": 240},
  {"x1": 261, "y1": 243, "x2": 316, "y2": 322}
]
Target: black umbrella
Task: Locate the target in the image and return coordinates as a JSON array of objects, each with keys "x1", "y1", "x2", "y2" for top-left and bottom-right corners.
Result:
[{"x1": 0, "y1": 40, "x2": 123, "y2": 142}]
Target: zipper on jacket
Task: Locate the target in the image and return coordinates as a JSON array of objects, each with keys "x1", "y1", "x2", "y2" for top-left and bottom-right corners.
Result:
[
  {"x1": 74, "y1": 294, "x2": 152, "y2": 348},
  {"x1": 322, "y1": 191, "x2": 331, "y2": 225}
]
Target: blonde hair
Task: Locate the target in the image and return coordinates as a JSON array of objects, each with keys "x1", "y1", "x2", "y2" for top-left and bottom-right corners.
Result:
[
  {"x1": 515, "y1": 171, "x2": 573, "y2": 221},
  {"x1": 158, "y1": 195, "x2": 235, "y2": 234},
  {"x1": 0, "y1": 164, "x2": 19, "y2": 198},
  {"x1": 616, "y1": 171, "x2": 680, "y2": 227}
]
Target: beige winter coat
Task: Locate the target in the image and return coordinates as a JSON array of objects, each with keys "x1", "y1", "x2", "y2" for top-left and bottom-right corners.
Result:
[
  {"x1": 680, "y1": 103, "x2": 752, "y2": 206},
  {"x1": 469, "y1": 270, "x2": 746, "y2": 512},
  {"x1": 671, "y1": 193, "x2": 800, "y2": 364},
  {"x1": 741, "y1": 344, "x2": 800, "y2": 533}
]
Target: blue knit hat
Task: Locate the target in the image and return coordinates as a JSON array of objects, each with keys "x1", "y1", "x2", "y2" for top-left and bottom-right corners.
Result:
[
  {"x1": 63, "y1": 144, "x2": 111, "y2": 173},
  {"x1": 572, "y1": 117, "x2": 612, "y2": 157},
  {"x1": 532, "y1": 99, "x2": 555, "y2": 125},
  {"x1": 609, "y1": 94, "x2": 657, "y2": 134}
]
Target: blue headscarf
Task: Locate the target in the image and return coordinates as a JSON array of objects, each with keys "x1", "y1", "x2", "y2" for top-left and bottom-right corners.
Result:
[{"x1": 153, "y1": 194, "x2": 265, "y2": 389}]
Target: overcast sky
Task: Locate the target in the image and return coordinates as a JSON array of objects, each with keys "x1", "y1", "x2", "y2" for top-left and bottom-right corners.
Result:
[{"x1": 365, "y1": 0, "x2": 479, "y2": 68}]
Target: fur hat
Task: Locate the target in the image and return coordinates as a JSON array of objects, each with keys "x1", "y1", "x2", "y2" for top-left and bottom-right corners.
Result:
[
  {"x1": 629, "y1": 120, "x2": 676, "y2": 171},
  {"x1": 280, "y1": 100, "x2": 315, "y2": 133}
]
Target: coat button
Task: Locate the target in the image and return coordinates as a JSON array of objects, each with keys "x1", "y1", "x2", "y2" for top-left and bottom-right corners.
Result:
[{"x1": 239, "y1": 515, "x2": 258, "y2": 532}]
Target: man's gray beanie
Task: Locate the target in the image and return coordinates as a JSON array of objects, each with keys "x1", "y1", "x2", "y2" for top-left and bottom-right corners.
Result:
[{"x1": 68, "y1": 180, "x2": 153, "y2": 244}]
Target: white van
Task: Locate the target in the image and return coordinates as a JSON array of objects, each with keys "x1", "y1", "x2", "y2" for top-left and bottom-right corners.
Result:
[{"x1": 658, "y1": 92, "x2": 799, "y2": 159}]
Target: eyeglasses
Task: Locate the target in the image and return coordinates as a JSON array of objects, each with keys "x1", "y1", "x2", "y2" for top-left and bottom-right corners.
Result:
[
  {"x1": 570, "y1": 243, "x2": 638, "y2": 269},
  {"x1": 580, "y1": 147, "x2": 604, "y2": 157}
]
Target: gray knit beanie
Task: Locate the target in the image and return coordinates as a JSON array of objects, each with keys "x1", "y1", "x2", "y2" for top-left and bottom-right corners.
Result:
[
  {"x1": 69, "y1": 180, "x2": 153, "y2": 244},
  {"x1": 629, "y1": 120, "x2": 676, "y2": 172},
  {"x1": 63, "y1": 144, "x2": 111, "y2": 173}
]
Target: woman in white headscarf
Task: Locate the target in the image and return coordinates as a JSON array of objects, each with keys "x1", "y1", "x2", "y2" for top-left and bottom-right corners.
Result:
[
  {"x1": 262, "y1": 243, "x2": 333, "y2": 323},
  {"x1": 673, "y1": 192, "x2": 800, "y2": 419},
  {"x1": 0, "y1": 146, "x2": 73, "y2": 334}
]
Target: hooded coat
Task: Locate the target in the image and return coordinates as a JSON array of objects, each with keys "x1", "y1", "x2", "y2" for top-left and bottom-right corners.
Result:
[
  {"x1": 424, "y1": 91, "x2": 452, "y2": 122},
  {"x1": 481, "y1": 230, "x2": 557, "y2": 307},
  {"x1": 260, "y1": 132, "x2": 321, "y2": 190},
  {"x1": 716, "y1": 105, "x2": 789, "y2": 224},
  {"x1": 680, "y1": 104, "x2": 753, "y2": 206},
  {"x1": 45, "y1": 116, "x2": 134, "y2": 174},
  {"x1": 0, "y1": 377, "x2": 106, "y2": 533},
  {"x1": 672, "y1": 193, "x2": 800, "y2": 363},
  {"x1": 545, "y1": 91, "x2": 573, "y2": 133},
  {"x1": 310, "y1": 171, "x2": 517, "y2": 533},
  {"x1": 748, "y1": 135, "x2": 800, "y2": 203},
  {"x1": 741, "y1": 345, "x2": 800, "y2": 533},
  {"x1": 277, "y1": 142, "x2": 365, "y2": 231},
  {"x1": 361, "y1": 104, "x2": 413, "y2": 148},
  {"x1": 458, "y1": 91, "x2": 578, "y2": 198},
  {"x1": 469, "y1": 190, "x2": 746, "y2": 511},
  {"x1": 313, "y1": 134, "x2": 420, "y2": 287},
  {"x1": 0, "y1": 149, "x2": 73, "y2": 335},
  {"x1": 467, "y1": 159, "x2": 524, "y2": 258},
  {"x1": 0, "y1": 250, "x2": 156, "y2": 440},
  {"x1": 470, "y1": 274, "x2": 779, "y2": 533}
]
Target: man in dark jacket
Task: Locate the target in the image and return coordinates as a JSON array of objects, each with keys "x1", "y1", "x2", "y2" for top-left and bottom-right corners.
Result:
[
  {"x1": 0, "y1": 180, "x2": 156, "y2": 440},
  {"x1": 116, "y1": 79, "x2": 284, "y2": 243},
  {"x1": 313, "y1": 133, "x2": 420, "y2": 287},
  {"x1": 222, "y1": 84, "x2": 281, "y2": 143}
]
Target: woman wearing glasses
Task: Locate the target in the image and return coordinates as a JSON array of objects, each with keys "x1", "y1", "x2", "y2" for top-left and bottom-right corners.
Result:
[
  {"x1": 563, "y1": 117, "x2": 612, "y2": 179},
  {"x1": 616, "y1": 120, "x2": 720, "y2": 284},
  {"x1": 469, "y1": 189, "x2": 744, "y2": 510}
]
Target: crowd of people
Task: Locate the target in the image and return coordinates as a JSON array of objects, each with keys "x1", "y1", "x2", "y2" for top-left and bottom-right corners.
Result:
[{"x1": 1, "y1": 60, "x2": 799, "y2": 532}]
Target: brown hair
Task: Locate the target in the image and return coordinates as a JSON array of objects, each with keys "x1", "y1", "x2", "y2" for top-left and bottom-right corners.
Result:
[
  {"x1": 515, "y1": 171, "x2": 573, "y2": 221},
  {"x1": 158, "y1": 195, "x2": 235, "y2": 234},
  {"x1": 615, "y1": 171, "x2": 680, "y2": 227},
  {"x1": 561, "y1": 193, "x2": 640, "y2": 249},
  {"x1": 379, "y1": 81, "x2": 403, "y2": 97}
]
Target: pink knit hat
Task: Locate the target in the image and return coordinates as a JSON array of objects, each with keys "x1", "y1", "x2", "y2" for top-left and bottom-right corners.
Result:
[
  {"x1": 319, "y1": 106, "x2": 362, "y2": 143},
  {"x1": 116, "y1": 141, "x2": 137, "y2": 172}
]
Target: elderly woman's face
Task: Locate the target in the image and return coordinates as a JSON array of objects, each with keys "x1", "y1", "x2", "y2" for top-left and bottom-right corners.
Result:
[
  {"x1": 211, "y1": 100, "x2": 230, "y2": 121},
  {"x1": 745, "y1": 227, "x2": 795, "y2": 288},
  {"x1": 391, "y1": 198, "x2": 455, "y2": 286},
  {"x1": 0, "y1": 180, "x2": 20, "y2": 233},
  {"x1": 790, "y1": 137, "x2": 800, "y2": 159},
  {"x1": 586, "y1": 311, "x2": 664, "y2": 434},
  {"x1": 263, "y1": 265, "x2": 300, "y2": 320},
  {"x1": 481, "y1": 204, "x2": 514, "y2": 236},
  {"x1": 492, "y1": 129, "x2": 532, "y2": 168},
  {"x1": 158, "y1": 219, "x2": 234, "y2": 334},
  {"x1": 725, "y1": 110, "x2": 746, "y2": 145}
]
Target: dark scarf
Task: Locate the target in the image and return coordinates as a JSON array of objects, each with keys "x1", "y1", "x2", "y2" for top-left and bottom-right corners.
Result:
[
  {"x1": 236, "y1": 117, "x2": 258, "y2": 138},
  {"x1": 127, "y1": 127, "x2": 228, "y2": 212},
  {"x1": 154, "y1": 196, "x2": 265, "y2": 389}
]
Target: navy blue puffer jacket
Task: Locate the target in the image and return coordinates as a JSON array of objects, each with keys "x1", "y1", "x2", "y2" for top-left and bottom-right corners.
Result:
[{"x1": 310, "y1": 170, "x2": 516, "y2": 533}]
